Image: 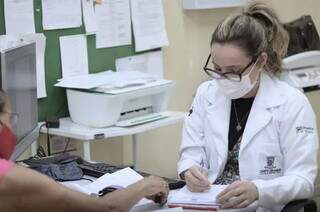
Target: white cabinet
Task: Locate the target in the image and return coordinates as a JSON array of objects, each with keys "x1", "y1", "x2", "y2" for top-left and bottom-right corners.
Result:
[{"x1": 183, "y1": 0, "x2": 248, "y2": 10}]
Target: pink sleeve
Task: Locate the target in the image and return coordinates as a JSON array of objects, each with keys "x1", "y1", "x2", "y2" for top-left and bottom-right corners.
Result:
[{"x1": 0, "y1": 159, "x2": 13, "y2": 182}]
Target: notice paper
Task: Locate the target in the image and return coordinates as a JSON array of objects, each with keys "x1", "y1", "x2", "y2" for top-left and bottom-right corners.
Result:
[
  {"x1": 116, "y1": 51, "x2": 164, "y2": 79},
  {"x1": 82, "y1": 0, "x2": 97, "y2": 35},
  {"x1": 4, "y1": 0, "x2": 35, "y2": 35},
  {"x1": 59, "y1": 35, "x2": 89, "y2": 78},
  {"x1": 95, "y1": 0, "x2": 131, "y2": 48},
  {"x1": 21, "y1": 34, "x2": 47, "y2": 98},
  {"x1": 131, "y1": 0, "x2": 169, "y2": 52},
  {"x1": 42, "y1": 0, "x2": 82, "y2": 30}
]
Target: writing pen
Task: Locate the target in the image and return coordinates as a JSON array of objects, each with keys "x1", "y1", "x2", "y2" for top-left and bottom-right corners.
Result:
[{"x1": 200, "y1": 158, "x2": 205, "y2": 175}]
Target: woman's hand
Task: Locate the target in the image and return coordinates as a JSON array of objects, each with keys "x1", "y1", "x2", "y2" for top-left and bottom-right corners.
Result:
[
  {"x1": 138, "y1": 176, "x2": 169, "y2": 204},
  {"x1": 184, "y1": 166, "x2": 211, "y2": 192},
  {"x1": 217, "y1": 181, "x2": 258, "y2": 209}
]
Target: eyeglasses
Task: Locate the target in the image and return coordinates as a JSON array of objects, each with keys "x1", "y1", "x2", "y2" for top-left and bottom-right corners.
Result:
[{"x1": 203, "y1": 54, "x2": 257, "y2": 82}]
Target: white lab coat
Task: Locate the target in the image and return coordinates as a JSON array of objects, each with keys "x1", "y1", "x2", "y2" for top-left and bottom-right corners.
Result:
[{"x1": 178, "y1": 73, "x2": 319, "y2": 212}]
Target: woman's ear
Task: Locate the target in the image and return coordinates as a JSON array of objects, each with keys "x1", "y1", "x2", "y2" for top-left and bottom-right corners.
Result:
[{"x1": 257, "y1": 52, "x2": 268, "y2": 69}]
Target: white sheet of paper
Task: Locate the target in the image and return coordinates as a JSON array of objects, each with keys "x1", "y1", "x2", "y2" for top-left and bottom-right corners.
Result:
[
  {"x1": 168, "y1": 185, "x2": 227, "y2": 205},
  {"x1": 95, "y1": 0, "x2": 131, "y2": 48},
  {"x1": 42, "y1": 0, "x2": 82, "y2": 30},
  {"x1": 82, "y1": 0, "x2": 97, "y2": 35},
  {"x1": 95, "y1": 79, "x2": 172, "y2": 95},
  {"x1": 4, "y1": 0, "x2": 35, "y2": 35},
  {"x1": 116, "y1": 51, "x2": 164, "y2": 79},
  {"x1": 59, "y1": 35, "x2": 89, "y2": 78},
  {"x1": 83, "y1": 167, "x2": 143, "y2": 194},
  {"x1": 131, "y1": 0, "x2": 169, "y2": 52},
  {"x1": 55, "y1": 70, "x2": 154, "y2": 89},
  {"x1": 20, "y1": 34, "x2": 47, "y2": 98}
]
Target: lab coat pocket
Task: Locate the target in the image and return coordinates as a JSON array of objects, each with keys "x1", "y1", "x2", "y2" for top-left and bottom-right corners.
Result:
[{"x1": 257, "y1": 142, "x2": 283, "y2": 180}]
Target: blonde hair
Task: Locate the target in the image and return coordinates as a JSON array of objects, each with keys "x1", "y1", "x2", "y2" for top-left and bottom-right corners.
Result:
[{"x1": 211, "y1": 2, "x2": 289, "y2": 73}]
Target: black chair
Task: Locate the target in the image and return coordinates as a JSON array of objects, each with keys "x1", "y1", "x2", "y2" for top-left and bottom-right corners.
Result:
[{"x1": 281, "y1": 199, "x2": 317, "y2": 212}]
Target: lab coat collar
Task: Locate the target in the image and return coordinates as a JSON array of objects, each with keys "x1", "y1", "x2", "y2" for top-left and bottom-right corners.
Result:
[
  {"x1": 205, "y1": 72, "x2": 286, "y2": 157},
  {"x1": 239, "y1": 72, "x2": 285, "y2": 154}
]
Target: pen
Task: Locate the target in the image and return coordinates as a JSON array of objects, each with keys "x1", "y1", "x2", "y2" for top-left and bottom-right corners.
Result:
[{"x1": 200, "y1": 158, "x2": 205, "y2": 175}]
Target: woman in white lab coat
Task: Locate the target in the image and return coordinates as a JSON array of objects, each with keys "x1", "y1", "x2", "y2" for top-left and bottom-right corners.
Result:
[{"x1": 178, "y1": 2, "x2": 318, "y2": 212}]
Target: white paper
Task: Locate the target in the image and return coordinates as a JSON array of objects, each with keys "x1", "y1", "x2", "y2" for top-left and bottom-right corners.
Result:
[
  {"x1": 55, "y1": 70, "x2": 155, "y2": 90},
  {"x1": 131, "y1": 0, "x2": 169, "y2": 52},
  {"x1": 59, "y1": 35, "x2": 89, "y2": 78},
  {"x1": 168, "y1": 185, "x2": 227, "y2": 205},
  {"x1": 95, "y1": 79, "x2": 172, "y2": 95},
  {"x1": 42, "y1": 0, "x2": 82, "y2": 30},
  {"x1": 20, "y1": 34, "x2": 47, "y2": 98},
  {"x1": 116, "y1": 51, "x2": 164, "y2": 79},
  {"x1": 83, "y1": 167, "x2": 143, "y2": 194},
  {"x1": 82, "y1": 0, "x2": 97, "y2": 35},
  {"x1": 4, "y1": 0, "x2": 35, "y2": 35},
  {"x1": 95, "y1": 0, "x2": 131, "y2": 48}
]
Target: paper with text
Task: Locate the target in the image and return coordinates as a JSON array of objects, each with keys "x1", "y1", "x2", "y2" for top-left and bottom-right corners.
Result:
[
  {"x1": 42, "y1": 0, "x2": 82, "y2": 30},
  {"x1": 21, "y1": 34, "x2": 47, "y2": 98},
  {"x1": 82, "y1": 0, "x2": 97, "y2": 35},
  {"x1": 95, "y1": 0, "x2": 131, "y2": 48},
  {"x1": 59, "y1": 35, "x2": 89, "y2": 78},
  {"x1": 4, "y1": 0, "x2": 35, "y2": 35},
  {"x1": 131, "y1": 0, "x2": 169, "y2": 52},
  {"x1": 116, "y1": 51, "x2": 164, "y2": 79},
  {"x1": 168, "y1": 185, "x2": 227, "y2": 205}
]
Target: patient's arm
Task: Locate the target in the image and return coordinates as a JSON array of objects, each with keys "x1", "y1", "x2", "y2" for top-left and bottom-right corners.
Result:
[{"x1": 0, "y1": 164, "x2": 168, "y2": 212}]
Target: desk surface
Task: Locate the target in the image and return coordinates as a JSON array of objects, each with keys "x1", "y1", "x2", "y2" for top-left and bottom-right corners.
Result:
[
  {"x1": 62, "y1": 177, "x2": 258, "y2": 212},
  {"x1": 39, "y1": 111, "x2": 186, "y2": 140}
]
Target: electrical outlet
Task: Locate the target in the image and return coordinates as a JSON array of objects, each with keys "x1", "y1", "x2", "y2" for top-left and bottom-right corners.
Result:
[{"x1": 50, "y1": 136, "x2": 77, "y2": 154}]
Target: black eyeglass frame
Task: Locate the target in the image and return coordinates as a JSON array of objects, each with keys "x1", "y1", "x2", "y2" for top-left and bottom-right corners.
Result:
[{"x1": 203, "y1": 54, "x2": 258, "y2": 82}]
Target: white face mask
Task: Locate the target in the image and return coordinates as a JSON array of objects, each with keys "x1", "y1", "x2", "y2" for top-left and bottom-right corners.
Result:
[{"x1": 216, "y1": 61, "x2": 259, "y2": 99}]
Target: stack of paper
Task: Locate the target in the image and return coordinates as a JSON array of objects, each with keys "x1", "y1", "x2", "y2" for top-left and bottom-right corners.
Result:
[
  {"x1": 55, "y1": 70, "x2": 173, "y2": 94},
  {"x1": 63, "y1": 167, "x2": 153, "y2": 206},
  {"x1": 63, "y1": 167, "x2": 143, "y2": 195},
  {"x1": 168, "y1": 185, "x2": 227, "y2": 209}
]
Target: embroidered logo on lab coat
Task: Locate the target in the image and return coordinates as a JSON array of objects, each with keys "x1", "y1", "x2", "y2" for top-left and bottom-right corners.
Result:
[
  {"x1": 296, "y1": 126, "x2": 314, "y2": 134},
  {"x1": 259, "y1": 156, "x2": 281, "y2": 175}
]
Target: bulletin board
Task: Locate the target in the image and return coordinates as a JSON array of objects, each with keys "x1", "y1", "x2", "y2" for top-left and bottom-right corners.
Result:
[{"x1": 0, "y1": 0, "x2": 137, "y2": 121}]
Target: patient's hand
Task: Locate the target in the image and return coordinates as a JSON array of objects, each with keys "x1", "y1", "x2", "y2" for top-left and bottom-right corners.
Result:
[
  {"x1": 217, "y1": 181, "x2": 258, "y2": 209},
  {"x1": 139, "y1": 176, "x2": 169, "y2": 204},
  {"x1": 184, "y1": 166, "x2": 210, "y2": 192}
]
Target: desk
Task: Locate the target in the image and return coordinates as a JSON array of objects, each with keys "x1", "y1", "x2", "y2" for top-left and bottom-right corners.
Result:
[
  {"x1": 39, "y1": 111, "x2": 185, "y2": 168},
  {"x1": 62, "y1": 177, "x2": 258, "y2": 212}
]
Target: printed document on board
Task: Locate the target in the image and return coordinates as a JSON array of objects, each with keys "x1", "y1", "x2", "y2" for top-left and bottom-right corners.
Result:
[
  {"x1": 82, "y1": 0, "x2": 97, "y2": 35},
  {"x1": 116, "y1": 51, "x2": 164, "y2": 79},
  {"x1": 95, "y1": 0, "x2": 131, "y2": 48},
  {"x1": 42, "y1": 0, "x2": 82, "y2": 30},
  {"x1": 131, "y1": 0, "x2": 169, "y2": 52},
  {"x1": 59, "y1": 35, "x2": 89, "y2": 78},
  {"x1": 4, "y1": 0, "x2": 35, "y2": 35}
]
